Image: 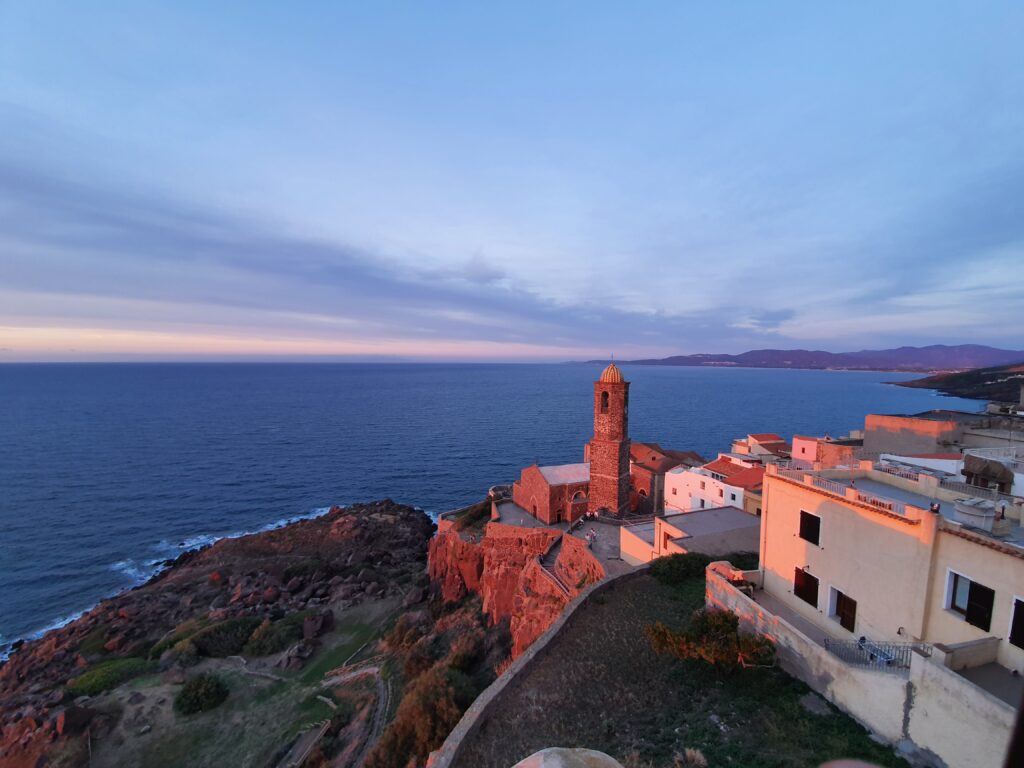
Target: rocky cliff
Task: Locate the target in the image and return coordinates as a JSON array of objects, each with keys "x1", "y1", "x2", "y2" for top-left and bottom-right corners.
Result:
[
  {"x1": 0, "y1": 500, "x2": 435, "y2": 768},
  {"x1": 428, "y1": 523, "x2": 605, "y2": 659}
]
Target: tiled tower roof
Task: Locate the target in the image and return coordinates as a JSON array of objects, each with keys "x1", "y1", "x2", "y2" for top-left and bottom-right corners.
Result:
[{"x1": 599, "y1": 363, "x2": 625, "y2": 383}]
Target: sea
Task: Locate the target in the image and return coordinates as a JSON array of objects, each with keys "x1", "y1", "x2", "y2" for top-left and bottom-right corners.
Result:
[{"x1": 0, "y1": 362, "x2": 981, "y2": 655}]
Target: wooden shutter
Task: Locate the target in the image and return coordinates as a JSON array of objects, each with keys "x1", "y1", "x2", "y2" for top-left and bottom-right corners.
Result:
[
  {"x1": 964, "y1": 581, "x2": 995, "y2": 631},
  {"x1": 836, "y1": 592, "x2": 857, "y2": 632},
  {"x1": 1010, "y1": 599, "x2": 1024, "y2": 650}
]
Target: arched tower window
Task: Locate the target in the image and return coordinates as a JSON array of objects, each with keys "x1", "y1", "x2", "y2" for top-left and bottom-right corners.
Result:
[{"x1": 600, "y1": 390, "x2": 609, "y2": 413}]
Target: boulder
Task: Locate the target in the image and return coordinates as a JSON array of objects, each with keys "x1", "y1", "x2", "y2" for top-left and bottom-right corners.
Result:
[
  {"x1": 55, "y1": 706, "x2": 95, "y2": 737},
  {"x1": 402, "y1": 587, "x2": 425, "y2": 608}
]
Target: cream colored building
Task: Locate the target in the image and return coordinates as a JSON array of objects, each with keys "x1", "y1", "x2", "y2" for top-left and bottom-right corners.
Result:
[
  {"x1": 758, "y1": 462, "x2": 1024, "y2": 676},
  {"x1": 729, "y1": 460, "x2": 1024, "y2": 766},
  {"x1": 757, "y1": 460, "x2": 1019, "y2": 696}
]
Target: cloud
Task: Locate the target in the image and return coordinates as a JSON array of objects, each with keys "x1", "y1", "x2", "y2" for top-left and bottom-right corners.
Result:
[{"x1": 0, "y1": 161, "x2": 726, "y2": 359}]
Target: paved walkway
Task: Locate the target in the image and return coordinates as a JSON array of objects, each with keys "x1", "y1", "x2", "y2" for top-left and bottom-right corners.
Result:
[{"x1": 748, "y1": 589, "x2": 836, "y2": 648}]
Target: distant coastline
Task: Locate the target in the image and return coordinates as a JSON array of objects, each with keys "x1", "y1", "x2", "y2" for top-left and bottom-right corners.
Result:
[{"x1": 577, "y1": 343, "x2": 1024, "y2": 376}]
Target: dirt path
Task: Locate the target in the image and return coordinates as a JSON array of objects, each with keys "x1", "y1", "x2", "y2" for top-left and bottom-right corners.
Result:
[{"x1": 349, "y1": 669, "x2": 391, "y2": 768}]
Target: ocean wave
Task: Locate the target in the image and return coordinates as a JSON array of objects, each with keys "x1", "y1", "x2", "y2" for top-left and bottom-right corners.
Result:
[{"x1": 1, "y1": 505, "x2": 336, "y2": 662}]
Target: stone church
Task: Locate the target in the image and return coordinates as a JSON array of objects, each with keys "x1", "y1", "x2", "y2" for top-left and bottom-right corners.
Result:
[{"x1": 511, "y1": 364, "x2": 703, "y2": 524}]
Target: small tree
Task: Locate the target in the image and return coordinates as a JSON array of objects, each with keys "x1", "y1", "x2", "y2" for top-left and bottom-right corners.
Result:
[
  {"x1": 646, "y1": 608, "x2": 774, "y2": 670},
  {"x1": 174, "y1": 674, "x2": 229, "y2": 715}
]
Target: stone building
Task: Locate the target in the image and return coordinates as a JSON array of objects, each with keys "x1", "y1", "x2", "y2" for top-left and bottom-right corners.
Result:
[{"x1": 512, "y1": 364, "x2": 699, "y2": 523}]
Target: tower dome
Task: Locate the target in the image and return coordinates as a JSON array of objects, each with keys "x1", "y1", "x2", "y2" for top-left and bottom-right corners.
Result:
[{"x1": 599, "y1": 363, "x2": 624, "y2": 383}]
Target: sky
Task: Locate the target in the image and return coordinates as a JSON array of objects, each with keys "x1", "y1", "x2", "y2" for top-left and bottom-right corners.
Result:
[{"x1": 1, "y1": 2, "x2": 1023, "y2": 362}]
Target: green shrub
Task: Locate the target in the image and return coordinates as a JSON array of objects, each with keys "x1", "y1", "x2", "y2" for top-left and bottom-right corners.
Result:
[
  {"x1": 649, "y1": 553, "x2": 712, "y2": 584},
  {"x1": 329, "y1": 698, "x2": 356, "y2": 732},
  {"x1": 66, "y1": 658, "x2": 155, "y2": 696},
  {"x1": 77, "y1": 625, "x2": 111, "y2": 657},
  {"x1": 283, "y1": 559, "x2": 325, "y2": 582},
  {"x1": 385, "y1": 613, "x2": 425, "y2": 651},
  {"x1": 452, "y1": 500, "x2": 490, "y2": 532},
  {"x1": 243, "y1": 611, "x2": 312, "y2": 656},
  {"x1": 174, "y1": 674, "x2": 229, "y2": 715},
  {"x1": 725, "y1": 551, "x2": 760, "y2": 571},
  {"x1": 149, "y1": 617, "x2": 211, "y2": 659},
  {"x1": 190, "y1": 617, "x2": 261, "y2": 658},
  {"x1": 645, "y1": 608, "x2": 775, "y2": 671},
  {"x1": 170, "y1": 639, "x2": 199, "y2": 667}
]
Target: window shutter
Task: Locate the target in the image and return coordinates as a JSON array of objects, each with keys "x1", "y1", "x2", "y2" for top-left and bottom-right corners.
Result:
[
  {"x1": 964, "y1": 581, "x2": 995, "y2": 631},
  {"x1": 1011, "y1": 600, "x2": 1024, "y2": 650}
]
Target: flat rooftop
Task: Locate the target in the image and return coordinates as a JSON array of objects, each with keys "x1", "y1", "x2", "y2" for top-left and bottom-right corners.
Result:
[
  {"x1": 539, "y1": 462, "x2": 590, "y2": 485},
  {"x1": 664, "y1": 506, "x2": 760, "y2": 538},
  {"x1": 831, "y1": 476, "x2": 1024, "y2": 546}
]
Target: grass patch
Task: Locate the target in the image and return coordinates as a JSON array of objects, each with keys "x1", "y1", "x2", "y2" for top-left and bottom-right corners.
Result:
[
  {"x1": 298, "y1": 623, "x2": 376, "y2": 684},
  {"x1": 77, "y1": 625, "x2": 111, "y2": 657},
  {"x1": 452, "y1": 572, "x2": 907, "y2": 768},
  {"x1": 66, "y1": 658, "x2": 156, "y2": 696}
]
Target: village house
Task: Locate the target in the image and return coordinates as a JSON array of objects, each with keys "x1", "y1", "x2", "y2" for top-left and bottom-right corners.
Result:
[
  {"x1": 664, "y1": 454, "x2": 766, "y2": 516},
  {"x1": 730, "y1": 432, "x2": 792, "y2": 461},
  {"x1": 791, "y1": 432, "x2": 864, "y2": 469}
]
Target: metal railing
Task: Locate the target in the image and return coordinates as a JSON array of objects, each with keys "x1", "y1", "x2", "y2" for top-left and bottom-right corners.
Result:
[
  {"x1": 938, "y1": 478, "x2": 1021, "y2": 505},
  {"x1": 812, "y1": 477, "x2": 848, "y2": 496},
  {"x1": 824, "y1": 637, "x2": 930, "y2": 673},
  {"x1": 877, "y1": 464, "x2": 921, "y2": 481}
]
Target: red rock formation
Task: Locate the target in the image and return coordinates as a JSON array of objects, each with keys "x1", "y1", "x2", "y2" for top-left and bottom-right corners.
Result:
[{"x1": 428, "y1": 524, "x2": 605, "y2": 658}]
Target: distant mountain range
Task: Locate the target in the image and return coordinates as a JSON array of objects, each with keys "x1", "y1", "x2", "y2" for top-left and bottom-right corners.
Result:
[
  {"x1": 898, "y1": 361, "x2": 1024, "y2": 402},
  {"x1": 585, "y1": 345, "x2": 1024, "y2": 373}
]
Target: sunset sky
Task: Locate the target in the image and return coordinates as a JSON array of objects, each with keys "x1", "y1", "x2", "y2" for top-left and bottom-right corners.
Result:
[{"x1": 2, "y1": 2, "x2": 1023, "y2": 361}]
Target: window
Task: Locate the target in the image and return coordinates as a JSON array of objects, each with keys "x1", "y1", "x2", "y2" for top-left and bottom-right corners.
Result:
[
  {"x1": 730, "y1": 493, "x2": 736, "y2": 502},
  {"x1": 718, "y1": 488, "x2": 723, "y2": 498},
  {"x1": 699, "y1": 499, "x2": 705, "y2": 509},
  {"x1": 948, "y1": 571, "x2": 995, "y2": 632},
  {"x1": 600, "y1": 391, "x2": 609, "y2": 413},
  {"x1": 671, "y1": 487, "x2": 677, "y2": 495},
  {"x1": 799, "y1": 511, "x2": 821, "y2": 546},
  {"x1": 700, "y1": 481, "x2": 706, "y2": 490},
  {"x1": 794, "y1": 568, "x2": 819, "y2": 607},
  {"x1": 829, "y1": 587, "x2": 857, "y2": 632},
  {"x1": 1011, "y1": 599, "x2": 1024, "y2": 650}
]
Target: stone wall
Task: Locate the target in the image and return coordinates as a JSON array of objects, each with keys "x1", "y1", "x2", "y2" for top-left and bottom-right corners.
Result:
[{"x1": 707, "y1": 562, "x2": 1015, "y2": 768}]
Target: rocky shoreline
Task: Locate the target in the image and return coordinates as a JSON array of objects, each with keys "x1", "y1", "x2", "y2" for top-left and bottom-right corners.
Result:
[{"x1": 0, "y1": 500, "x2": 436, "y2": 768}]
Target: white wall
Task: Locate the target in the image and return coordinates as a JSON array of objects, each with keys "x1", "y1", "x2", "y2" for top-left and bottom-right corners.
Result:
[{"x1": 665, "y1": 468, "x2": 744, "y2": 513}]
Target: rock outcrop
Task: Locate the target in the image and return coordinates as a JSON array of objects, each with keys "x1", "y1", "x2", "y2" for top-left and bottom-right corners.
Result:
[
  {"x1": 428, "y1": 523, "x2": 605, "y2": 659},
  {"x1": 0, "y1": 500, "x2": 435, "y2": 768}
]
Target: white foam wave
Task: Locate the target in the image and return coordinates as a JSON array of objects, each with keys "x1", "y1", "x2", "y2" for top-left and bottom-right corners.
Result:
[{"x1": 2, "y1": 505, "x2": 337, "y2": 661}]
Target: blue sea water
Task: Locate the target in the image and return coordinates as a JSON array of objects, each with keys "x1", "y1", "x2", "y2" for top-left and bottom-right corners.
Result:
[{"x1": 0, "y1": 363, "x2": 980, "y2": 650}]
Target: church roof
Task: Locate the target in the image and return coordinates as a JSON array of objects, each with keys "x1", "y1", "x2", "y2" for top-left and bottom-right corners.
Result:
[
  {"x1": 538, "y1": 462, "x2": 591, "y2": 485},
  {"x1": 599, "y1": 363, "x2": 625, "y2": 383}
]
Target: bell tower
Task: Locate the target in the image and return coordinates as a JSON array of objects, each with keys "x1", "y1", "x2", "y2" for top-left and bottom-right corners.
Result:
[{"x1": 587, "y1": 363, "x2": 630, "y2": 516}]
